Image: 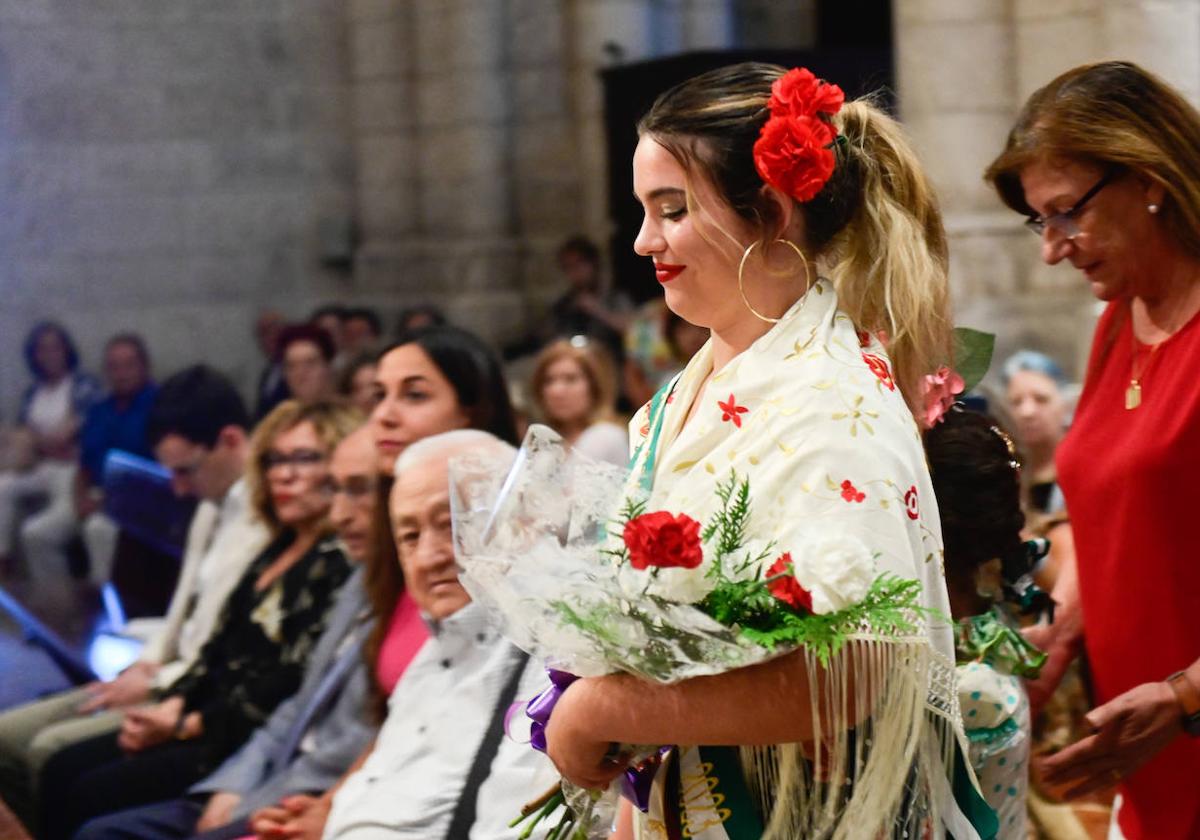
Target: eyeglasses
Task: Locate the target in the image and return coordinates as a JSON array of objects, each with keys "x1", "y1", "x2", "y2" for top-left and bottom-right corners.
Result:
[
  {"x1": 317, "y1": 475, "x2": 377, "y2": 502},
  {"x1": 1025, "y1": 169, "x2": 1117, "y2": 239},
  {"x1": 261, "y1": 448, "x2": 327, "y2": 472},
  {"x1": 167, "y1": 451, "x2": 210, "y2": 481}
]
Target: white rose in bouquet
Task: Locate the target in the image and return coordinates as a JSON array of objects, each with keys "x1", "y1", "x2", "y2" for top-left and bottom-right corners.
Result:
[{"x1": 789, "y1": 532, "x2": 878, "y2": 614}]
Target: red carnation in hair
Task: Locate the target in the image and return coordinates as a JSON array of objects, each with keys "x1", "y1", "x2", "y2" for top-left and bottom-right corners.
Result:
[
  {"x1": 754, "y1": 114, "x2": 836, "y2": 203},
  {"x1": 769, "y1": 68, "x2": 844, "y2": 117},
  {"x1": 754, "y1": 68, "x2": 844, "y2": 204}
]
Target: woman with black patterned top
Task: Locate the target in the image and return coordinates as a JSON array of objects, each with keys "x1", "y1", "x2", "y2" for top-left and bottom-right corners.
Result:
[{"x1": 38, "y1": 401, "x2": 361, "y2": 840}]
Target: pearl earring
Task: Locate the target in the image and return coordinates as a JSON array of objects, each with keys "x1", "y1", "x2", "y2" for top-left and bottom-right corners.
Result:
[{"x1": 1148, "y1": 203, "x2": 1160, "y2": 214}]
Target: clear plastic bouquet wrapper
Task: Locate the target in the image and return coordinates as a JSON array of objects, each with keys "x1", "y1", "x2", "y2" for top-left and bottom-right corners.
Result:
[{"x1": 450, "y1": 425, "x2": 943, "y2": 839}]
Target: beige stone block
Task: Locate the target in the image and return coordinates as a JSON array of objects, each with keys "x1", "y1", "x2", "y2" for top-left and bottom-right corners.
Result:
[
  {"x1": 417, "y1": 124, "x2": 507, "y2": 181},
  {"x1": 894, "y1": 0, "x2": 1008, "y2": 24},
  {"x1": 897, "y1": 19, "x2": 1014, "y2": 116},
  {"x1": 357, "y1": 134, "x2": 414, "y2": 189},
  {"x1": 510, "y1": 2, "x2": 566, "y2": 65},
  {"x1": 516, "y1": 179, "x2": 586, "y2": 234},
  {"x1": 512, "y1": 67, "x2": 570, "y2": 118},
  {"x1": 418, "y1": 177, "x2": 511, "y2": 236},
  {"x1": 512, "y1": 119, "x2": 576, "y2": 174},
  {"x1": 1013, "y1": 0, "x2": 1100, "y2": 22},
  {"x1": 901, "y1": 111, "x2": 1016, "y2": 213},
  {"x1": 415, "y1": 71, "x2": 510, "y2": 129},
  {"x1": 572, "y1": 0, "x2": 655, "y2": 66},
  {"x1": 351, "y1": 16, "x2": 407, "y2": 80},
  {"x1": 1101, "y1": 1, "x2": 1200, "y2": 101},
  {"x1": 353, "y1": 79, "x2": 413, "y2": 130},
  {"x1": 359, "y1": 183, "x2": 419, "y2": 239},
  {"x1": 682, "y1": 0, "x2": 734, "y2": 50},
  {"x1": 349, "y1": 0, "x2": 402, "y2": 23},
  {"x1": 946, "y1": 227, "x2": 1033, "y2": 301},
  {"x1": 1014, "y1": 14, "x2": 1105, "y2": 99},
  {"x1": 183, "y1": 192, "x2": 310, "y2": 253},
  {"x1": 414, "y1": 0, "x2": 505, "y2": 71}
]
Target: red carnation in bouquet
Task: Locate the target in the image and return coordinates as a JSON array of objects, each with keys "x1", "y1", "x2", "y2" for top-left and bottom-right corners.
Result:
[
  {"x1": 766, "y1": 553, "x2": 814, "y2": 612},
  {"x1": 623, "y1": 511, "x2": 704, "y2": 571}
]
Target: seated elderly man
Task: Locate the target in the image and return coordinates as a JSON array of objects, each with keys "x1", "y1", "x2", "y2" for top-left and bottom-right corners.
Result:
[
  {"x1": 258, "y1": 430, "x2": 556, "y2": 840},
  {"x1": 73, "y1": 425, "x2": 383, "y2": 840}
]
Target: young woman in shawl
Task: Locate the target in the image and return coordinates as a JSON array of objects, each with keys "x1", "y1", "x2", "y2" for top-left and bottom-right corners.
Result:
[{"x1": 541, "y1": 63, "x2": 995, "y2": 840}]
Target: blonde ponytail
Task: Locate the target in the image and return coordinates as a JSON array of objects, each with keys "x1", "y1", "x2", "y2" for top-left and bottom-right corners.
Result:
[{"x1": 823, "y1": 100, "x2": 953, "y2": 415}]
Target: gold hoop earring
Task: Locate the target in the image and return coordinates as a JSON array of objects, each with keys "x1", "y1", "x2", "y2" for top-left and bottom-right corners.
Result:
[{"x1": 737, "y1": 238, "x2": 813, "y2": 324}]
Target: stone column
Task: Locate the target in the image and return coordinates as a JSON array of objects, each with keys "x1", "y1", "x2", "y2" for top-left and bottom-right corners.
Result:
[{"x1": 897, "y1": 1, "x2": 1094, "y2": 380}]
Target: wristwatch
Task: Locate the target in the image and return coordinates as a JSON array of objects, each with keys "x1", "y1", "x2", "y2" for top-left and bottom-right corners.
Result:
[{"x1": 1166, "y1": 671, "x2": 1200, "y2": 737}]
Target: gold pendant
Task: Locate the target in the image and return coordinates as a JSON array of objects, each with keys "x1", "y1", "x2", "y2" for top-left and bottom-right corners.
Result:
[{"x1": 1125, "y1": 380, "x2": 1142, "y2": 410}]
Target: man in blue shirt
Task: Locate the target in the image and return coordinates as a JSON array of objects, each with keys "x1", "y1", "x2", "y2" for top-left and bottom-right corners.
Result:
[{"x1": 22, "y1": 334, "x2": 157, "y2": 603}]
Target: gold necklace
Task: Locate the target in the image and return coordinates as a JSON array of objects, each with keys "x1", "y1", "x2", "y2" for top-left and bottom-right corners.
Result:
[{"x1": 1126, "y1": 334, "x2": 1158, "y2": 410}]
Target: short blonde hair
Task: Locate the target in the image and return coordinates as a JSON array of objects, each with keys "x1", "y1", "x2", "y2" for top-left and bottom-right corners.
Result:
[
  {"x1": 246, "y1": 399, "x2": 363, "y2": 533},
  {"x1": 530, "y1": 339, "x2": 618, "y2": 427}
]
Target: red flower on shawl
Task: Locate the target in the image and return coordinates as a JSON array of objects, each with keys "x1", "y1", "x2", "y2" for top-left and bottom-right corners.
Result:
[
  {"x1": 718, "y1": 394, "x2": 749, "y2": 428},
  {"x1": 862, "y1": 353, "x2": 896, "y2": 391},
  {"x1": 840, "y1": 479, "x2": 866, "y2": 503},
  {"x1": 623, "y1": 511, "x2": 703, "y2": 571},
  {"x1": 904, "y1": 486, "x2": 920, "y2": 520},
  {"x1": 766, "y1": 553, "x2": 813, "y2": 612}
]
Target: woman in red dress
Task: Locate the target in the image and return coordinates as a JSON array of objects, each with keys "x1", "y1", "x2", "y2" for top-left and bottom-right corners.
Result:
[{"x1": 985, "y1": 61, "x2": 1200, "y2": 840}]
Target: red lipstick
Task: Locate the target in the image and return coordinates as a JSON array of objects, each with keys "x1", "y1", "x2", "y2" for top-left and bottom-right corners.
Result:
[{"x1": 655, "y1": 262, "x2": 685, "y2": 283}]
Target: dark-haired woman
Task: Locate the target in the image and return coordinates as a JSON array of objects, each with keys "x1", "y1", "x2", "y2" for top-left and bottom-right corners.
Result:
[
  {"x1": 0, "y1": 322, "x2": 101, "y2": 574},
  {"x1": 926, "y1": 409, "x2": 1042, "y2": 839},
  {"x1": 985, "y1": 61, "x2": 1200, "y2": 840},
  {"x1": 541, "y1": 63, "x2": 986, "y2": 839}
]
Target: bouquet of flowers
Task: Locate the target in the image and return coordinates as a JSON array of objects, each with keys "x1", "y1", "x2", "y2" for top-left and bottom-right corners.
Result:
[{"x1": 449, "y1": 425, "x2": 936, "y2": 839}]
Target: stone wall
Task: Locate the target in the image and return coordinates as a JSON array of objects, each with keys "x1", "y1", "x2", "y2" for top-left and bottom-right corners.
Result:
[
  {"x1": 0, "y1": 0, "x2": 354, "y2": 416},
  {"x1": 895, "y1": 0, "x2": 1200, "y2": 386}
]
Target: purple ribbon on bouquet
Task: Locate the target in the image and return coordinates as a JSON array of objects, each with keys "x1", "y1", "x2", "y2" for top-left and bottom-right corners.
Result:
[{"x1": 517, "y1": 668, "x2": 670, "y2": 813}]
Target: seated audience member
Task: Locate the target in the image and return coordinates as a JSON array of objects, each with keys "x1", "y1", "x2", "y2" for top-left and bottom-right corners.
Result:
[
  {"x1": 531, "y1": 339, "x2": 627, "y2": 466},
  {"x1": 238, "y1": 325, "x2": 521, "y2": 840},
  {"x1": 1001, "y1": 350, "x2": 1072, "y2": 518},
  {"x1": 504, "y1": 236, "x2": 631, "y2": 364},
  {"x1": 926, "y1": 409, "x2": 1037, "y2": 839},
  {"x1": 38, "y1": 401, "x2": 360, "y2": 839},
  {"x1": 19, "y1": 334, "x2": 157, "y2": 605},
  {"x1": 622, "y1": 301, "x2": 708, "y2": 408},
  {"x1": 0, "y1": 322, "x2": 101, "y2": 574},
  {"x1": 253, "y1": 431, "x2": 555, "y2": 840},
  {"x1": 308, "y1": 305, "x2": 346, "y2": 356},
  {"x1": 337, "y1": 352, "x2": 378, "y2": 416},
  {"x1": 340, "y1": 307, "x2": 382, "y2": 357},
  {"x1": 74, "y1": 426, "x2": 416, "y2": 840},
  {"x1": 74, "y1": 334, "x2": 159, "y2": 587},
  {"x1": 279, "y1": 325, "x2": 337, "y2": 407},
  {"x1": 253, "y1": 311, "x2": 289, "y2": 422},
  {"x1": 396, "y1": 303, "x2": 447, "y2": 334},
  {"x1": 0, "y1": 366, "x2": 267, "y2": 832}
]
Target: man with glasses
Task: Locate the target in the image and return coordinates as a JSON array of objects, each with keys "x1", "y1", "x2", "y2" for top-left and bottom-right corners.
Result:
[
  {"x1": 0, "y1": 366, "x2": 268, "y2": 832},
  {"x1": 73, "y1": 426, "x2": 383, "y2": 840}
]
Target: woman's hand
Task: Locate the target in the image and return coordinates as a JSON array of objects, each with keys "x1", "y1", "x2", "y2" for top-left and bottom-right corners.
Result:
[
  {"x1": 117, "y1": 696, "x2": 185, "y2": 753},
  {"x1": 543, "y1": 679, "x2": 630, "y2": 790},
  {"x1": 195, "y1": 792, "x2": 241, "y2": 832},
  {"x1": 249, "y1": 793, "x2": 331, "y2": 840},
  {"x1": 78, "y1": 661, "x2": 158, "y2": 713},
  {"x1": 1036, "y1": 680, "x2": 1183, "y2": 798}
]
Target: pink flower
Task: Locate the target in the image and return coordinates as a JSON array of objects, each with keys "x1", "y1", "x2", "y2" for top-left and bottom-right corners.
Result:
[{"x1": 921, "y1": 366, "x2": 965, "y2": 428}]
